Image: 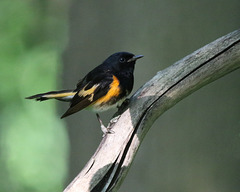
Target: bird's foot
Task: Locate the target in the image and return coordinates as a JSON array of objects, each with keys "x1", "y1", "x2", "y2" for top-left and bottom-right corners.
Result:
[{"x1": 96, "y1": 113, "x2": 114, "y2": 137}]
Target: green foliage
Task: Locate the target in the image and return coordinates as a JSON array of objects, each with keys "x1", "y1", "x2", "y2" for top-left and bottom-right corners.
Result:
[{"x1": 0, "y1": 1, "x2": 69, "y2": 191}]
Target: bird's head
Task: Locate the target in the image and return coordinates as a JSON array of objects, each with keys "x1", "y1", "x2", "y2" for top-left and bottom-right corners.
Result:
[{"x1": 104, "y1": 52, "x2": 143, "y2": 72}]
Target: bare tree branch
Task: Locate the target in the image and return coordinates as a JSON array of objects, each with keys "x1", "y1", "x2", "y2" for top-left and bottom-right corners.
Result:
[{"x1": 64, "y1": 29, "x2": 240, "y2": 192}]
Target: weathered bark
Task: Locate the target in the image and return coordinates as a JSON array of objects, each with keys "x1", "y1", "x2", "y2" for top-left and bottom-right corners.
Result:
[{"x1": 64, "y1": 29, "x2": 240, "y2": 192}]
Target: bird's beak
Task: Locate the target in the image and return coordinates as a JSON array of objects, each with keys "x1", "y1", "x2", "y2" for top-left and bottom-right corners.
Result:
[{"x1": 127, "y1": 55, "x2": 144, "y2": 62}]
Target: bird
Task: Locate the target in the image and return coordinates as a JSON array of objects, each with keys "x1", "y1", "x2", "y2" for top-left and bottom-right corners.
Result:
[{"x1": 26, "y1": 52, "x2": 143, "y2": 134}]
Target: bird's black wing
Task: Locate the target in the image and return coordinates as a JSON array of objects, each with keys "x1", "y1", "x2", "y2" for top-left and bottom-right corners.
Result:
[{"x1": 61, "y1": 73, "x2": 113, "y2": 118}]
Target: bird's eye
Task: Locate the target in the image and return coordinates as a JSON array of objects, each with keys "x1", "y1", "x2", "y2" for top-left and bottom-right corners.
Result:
[{"x1": 119, "y1": 57, "x2": 126, "y2": 63}]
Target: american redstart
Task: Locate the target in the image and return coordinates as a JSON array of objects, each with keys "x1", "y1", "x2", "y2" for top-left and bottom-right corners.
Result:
[{"x1": 26, "y1": 52, "x2": 143, "y2": 133}]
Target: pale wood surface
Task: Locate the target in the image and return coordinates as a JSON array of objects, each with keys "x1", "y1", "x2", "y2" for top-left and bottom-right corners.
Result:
[{"x1": 64, "y1": 29, "x2": 240, "y2": 192}]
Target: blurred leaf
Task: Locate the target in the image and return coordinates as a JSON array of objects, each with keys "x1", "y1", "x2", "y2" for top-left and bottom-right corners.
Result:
[{"x1": 0, "y1": 0, "x2": 69, "y2": 191}]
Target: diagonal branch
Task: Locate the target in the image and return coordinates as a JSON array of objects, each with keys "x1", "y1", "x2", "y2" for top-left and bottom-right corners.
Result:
[{"x1": 64, "y1": 29, "x2": 240, "y2": 192}]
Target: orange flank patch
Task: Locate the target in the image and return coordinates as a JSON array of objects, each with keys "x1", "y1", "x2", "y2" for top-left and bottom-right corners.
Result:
[
  {"x1": 78, "y1": 84, "x2": 99, "y2": 102},
  {"x1": 95, "y1": 75, "x2": 121, "y2": 104},
  {"x1": 47, "y1": 92, "x2": 76, "y2": 98}
]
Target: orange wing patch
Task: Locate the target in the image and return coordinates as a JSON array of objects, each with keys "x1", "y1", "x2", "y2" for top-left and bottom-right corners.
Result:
[
  {"x1": 94, "y1": 75, "x2": 121, "y2": 104},
  {"x1": 78, "y1": 84, "x2": 99, "y2": 102}
]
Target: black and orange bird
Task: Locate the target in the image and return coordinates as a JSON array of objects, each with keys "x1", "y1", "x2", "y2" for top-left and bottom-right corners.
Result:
[{"x1": 26, "y1": 52, "x2": 143, "y2": 133}]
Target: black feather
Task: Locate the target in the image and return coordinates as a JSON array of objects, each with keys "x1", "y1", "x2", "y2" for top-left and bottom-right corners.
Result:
[{"x1": 25, "y1": 90, "x2": 73, "y2": 101}]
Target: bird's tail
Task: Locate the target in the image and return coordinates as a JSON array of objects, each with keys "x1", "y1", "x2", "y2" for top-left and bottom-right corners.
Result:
[{"x1": 25, "y1": 90, "x2": 76, "y2": 102}]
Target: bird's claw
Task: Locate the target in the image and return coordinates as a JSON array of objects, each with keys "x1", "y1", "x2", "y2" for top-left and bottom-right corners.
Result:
[{"x1": 96, "y1": 113, "x2": 115, "y2": 137}]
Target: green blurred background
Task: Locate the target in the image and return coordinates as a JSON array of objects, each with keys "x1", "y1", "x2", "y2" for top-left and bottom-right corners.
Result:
[{"x1": 0, "y1": 0, "x2": 240, "y2": 192}]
